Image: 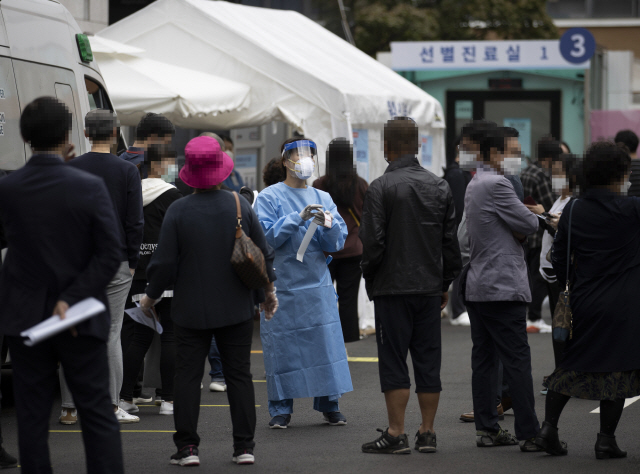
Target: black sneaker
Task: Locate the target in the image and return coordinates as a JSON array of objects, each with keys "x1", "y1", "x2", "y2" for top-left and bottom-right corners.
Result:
[
  {"x1": 269, "y1": 414, "x2": 291, "y2": 429},
  {"x1": 362, "y1": 428, "x2": 412, "y2": 454},
  {"x1": 0, "y1": 447, "x2": 17, "y2": 469},
  {"x1": 232, "y1": 448, "x2": 255, "y2": 465},
  {"x1": 476, "y1": 427, "x2": 518, "y2": 447},
  {"x1": 323, "y1": 411, "x2": 347, "y2": 426},
  {"x1": 170, "y1": 445, "x2": 200, "y2": 466},
  {"x1": 415, "y1": 430, "x2": 437, "y2": 453}
]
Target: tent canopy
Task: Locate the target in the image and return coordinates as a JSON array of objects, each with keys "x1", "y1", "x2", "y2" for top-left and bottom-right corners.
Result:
[{"x1": 98, "y1": 0, "x2": 445, "y2": 177}]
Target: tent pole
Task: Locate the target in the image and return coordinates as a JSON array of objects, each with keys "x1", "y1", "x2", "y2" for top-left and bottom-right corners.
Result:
[{"x1": 337, "y1": 0, "x2": 355, "y2": 47}]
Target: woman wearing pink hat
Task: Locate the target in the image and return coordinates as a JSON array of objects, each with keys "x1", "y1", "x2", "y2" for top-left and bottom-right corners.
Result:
[{"x1": 140, "y1": 136, "x2": 278, "y2": 467}]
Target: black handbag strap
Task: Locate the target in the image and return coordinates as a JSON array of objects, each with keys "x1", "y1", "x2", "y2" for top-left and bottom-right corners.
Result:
[{"x1": 564, "y1": 199, "x2": 577, "y2": 291}]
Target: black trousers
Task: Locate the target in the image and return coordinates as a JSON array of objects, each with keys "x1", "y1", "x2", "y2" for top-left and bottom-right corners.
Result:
[
  {"x1": 374, "y1": 295, "x2": 442, "y2": 393},
  {"x1": 121, "y1": 298, "x2": 175, "y2": 401},
  {"x1": 0, "y1": 334, "x2": 4, "y2": 448},
  {"x1": 173, "y1": 318, "x2": 255, "y2": 451},
  {"x1": 7, "y1": 332, "x2": 123, "y2": 474},
  {"x1": 467, "y1": 301, "x2": 540, "y2": 441},
  {"x1": 121, "y1": 311, "x2": 144, "y2": 398},
  {"x1": 525, "y1": 247, "x2": 549, "y2": 322},
  {"x1": 328, "y1": 256, "x2": 362, "y2": 343},
  {"x1": 545, "y1": 280, "x2": 567, "y2": 368}
]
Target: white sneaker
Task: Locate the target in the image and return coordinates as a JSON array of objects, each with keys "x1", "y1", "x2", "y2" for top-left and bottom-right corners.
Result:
[
  {"x1": 119, "y1": 399, "x2": 139, "y2": 413},
  {"x1": 159, "y1": 401, "x2": 174, "y2": 415},
  {"x1": 526, "y1": 318, "x2": 553, "y2": 334},
  {"x1": 451, "y1": 312, "x2": 471, "y2": 326},
  {"x1": 115, "y1": 407, "x2": 140, "y2": 424},
  {"x1": 209, "y1": 381, "x2": 227, "y2": 392}
]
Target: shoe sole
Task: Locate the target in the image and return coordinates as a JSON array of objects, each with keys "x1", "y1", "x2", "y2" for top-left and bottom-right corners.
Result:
[
  {"x1": 133, "y1": 398, "x2": 153, "y2": 404},
  {"x1": 117, "y1": 418, "x2": 140, "y2": 424},
  {"x1": 159, "y1": 410, "x2": 174, "y2": 415},
  {"x1": 416, "y1": 446, "x2": 436, "y2": 453},
  {"x1": 324, "y1": 420, "x2": 347, "y2": 426},
  {"x1": 269, "y1": 424, "x2": 287, "y2": 429},
  {"x1": 170, "y1": 456, "x2": 200, "y2": 466},
  {"x1": 460, "y1": 415, "x2": 504, "y2": 422},
  {"x1": 362, "y1": 447, "x2": 411, "y2": 454},
  {"x1": 59, "y1": 420, "x2": 77, "y2": 425},
  {"x1": 233, "y1": 455, "x2": 255, "y2": 464}
]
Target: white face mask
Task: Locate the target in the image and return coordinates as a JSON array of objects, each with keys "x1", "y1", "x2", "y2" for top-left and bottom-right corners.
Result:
[
  {"x1": 459, "y1": 151, "x2": 478, "y2": 170},
  {"x1": 161, "y1": 164, "x2": 179, "y2": 184},
  {"x1": 499, "y1": 156, "x2": 522, "y2": 176},
  {"x1": 288, "y1": 156, "x2": 315, "y2": 180},
  {"x1": 552, "y1": 177, "x2": 568, "y2": 194},
  {"x1": 620, "y1": 181, "x2": 631, "y2": 195},
  {"x1": 226, "y1": 150, "x2": 235, "y2": 163}
]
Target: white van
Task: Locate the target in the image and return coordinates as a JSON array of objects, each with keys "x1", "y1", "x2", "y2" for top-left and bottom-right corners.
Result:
[
  {"x1": 0, "y1": 0, "x2": 123, "y2": 173},
  {"x1": 0, "y1": 0, "x2": 121, "y2": 365}
]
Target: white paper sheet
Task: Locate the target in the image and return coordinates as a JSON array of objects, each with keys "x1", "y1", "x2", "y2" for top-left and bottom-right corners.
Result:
[
  {"x1": 297, "y1": 221, "x2": 319, "y2": 262},
  {"x1": 20, "y1": 298, "x2": 106, "y2": 346},
  {"x1": 125, "y1": 303, "x2": 163, "y2": 334}
]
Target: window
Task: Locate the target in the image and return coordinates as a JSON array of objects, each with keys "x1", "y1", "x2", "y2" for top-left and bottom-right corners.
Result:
[{"x1": 85, "y1": 77, "x2": 127, "y2": 154}]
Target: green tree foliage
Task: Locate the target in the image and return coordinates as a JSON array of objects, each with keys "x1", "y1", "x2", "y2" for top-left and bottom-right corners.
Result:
[{"x1": 315, "y1": 0, "x2": 558, "y2": 57}]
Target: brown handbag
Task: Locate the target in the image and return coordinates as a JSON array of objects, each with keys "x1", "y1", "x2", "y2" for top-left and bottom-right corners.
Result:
[
  {"x1": 230, "y1": 192, "x2": 270, "y2": 289},
  {"x1": 552, "y1": 199, "x2": 576, "y2": 343}
]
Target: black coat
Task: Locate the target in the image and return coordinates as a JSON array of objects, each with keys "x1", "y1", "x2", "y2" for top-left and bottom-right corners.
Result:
[
  {"x1": 0, "y1": 155, "x2": 122, "y2": 340},
  {"x1": 443, "y1": 162, "x2": 471, "y2": 227},
  {"x1": 552, "y1": 189, "x2": 640, "y2": 372},
  {"x1": 145, "y1": 189, "x2": 276, "y2": 329},
  {"x1": 360, "y1": 155, "x2": 462, "y2": 299},
  {"x1": 628, "y1": 158, "x2": 640, "y2": 197}
]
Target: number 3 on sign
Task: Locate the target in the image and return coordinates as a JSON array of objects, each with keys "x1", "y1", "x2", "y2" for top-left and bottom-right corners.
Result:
[{"x1": 570, "y1": 34, "x2": 585, "y2": 58}]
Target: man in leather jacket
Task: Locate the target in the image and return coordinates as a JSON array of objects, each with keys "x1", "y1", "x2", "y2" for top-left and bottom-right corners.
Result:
[{"x1": 359, "y1": 117, "x2": 462, "y2": 454}]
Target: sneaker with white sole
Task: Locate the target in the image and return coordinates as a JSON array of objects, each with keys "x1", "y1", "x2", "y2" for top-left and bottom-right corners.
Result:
[
  {"x1": 133, "y1": 393, "x2": 153, "y2": 404},
  {"x1": 526, "y1": 318, "x2": 552, "y2": 334},
  {"x1": 170, "y1": 445, "x2": 200, "y2": 466},
  {"x1": 59, "y1": 408, "x2": 77, "y2": 425},
  {"x1": 232, "y1": 448, "x2": 254, "y2": 465},
  {"x1": 119, "y1": 399, "x2": 139, "y2": 413},
  {"x1": 115, "y1": 407, "x2": 140, "y2": 424},
  {"x1": 159, "y1": 401, "x2": 174, "y2": 415},
  {"x1": 451, "y1": 312, "x2": 471, "y2": 326},
  {"x1": 209, "y1": 381, "x2": 227, "y2": 392}
]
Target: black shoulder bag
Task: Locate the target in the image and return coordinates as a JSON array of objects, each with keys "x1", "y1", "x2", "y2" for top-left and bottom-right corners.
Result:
[{"x1": 552, "y1": 199, "x2": 576, "y2": 343}]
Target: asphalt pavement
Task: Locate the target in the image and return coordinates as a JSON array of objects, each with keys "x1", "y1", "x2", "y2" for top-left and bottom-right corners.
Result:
[{"x1": 1, "y1": 309, "x2": 639, "y2": 473}]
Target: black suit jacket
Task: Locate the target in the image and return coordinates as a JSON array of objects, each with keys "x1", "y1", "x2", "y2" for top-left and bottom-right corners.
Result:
[{"x1": 0, "y1": 155, "x2": 123, "y2": 340}]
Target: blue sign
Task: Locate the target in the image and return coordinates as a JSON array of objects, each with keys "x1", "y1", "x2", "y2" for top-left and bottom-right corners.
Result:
[
  {"x1": 559, "y1": 28, "x2": 595, "y2": 64},
  {"x1": 353, "y1": 129, "x2": 369, "y2": 182}
]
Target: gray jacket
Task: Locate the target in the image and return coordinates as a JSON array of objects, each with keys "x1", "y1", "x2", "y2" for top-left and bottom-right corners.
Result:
[{"x1": 465, "y1": 168, "x2": 538, "y2": 302}]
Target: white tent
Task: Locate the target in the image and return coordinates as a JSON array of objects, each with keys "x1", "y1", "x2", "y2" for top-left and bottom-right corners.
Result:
[
  {"x1": 89, "y1": 36, "x2": 251, "y2": 128},
  {"x1": 98, "y1": 0, "x2": 445, "y2": 178}
]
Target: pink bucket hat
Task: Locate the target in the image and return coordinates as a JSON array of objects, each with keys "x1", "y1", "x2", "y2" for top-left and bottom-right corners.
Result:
[{"x1": 179, "y1": 136, "x2": 234, "y2": 188}]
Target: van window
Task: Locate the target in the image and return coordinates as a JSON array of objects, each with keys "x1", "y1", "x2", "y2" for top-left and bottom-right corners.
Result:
[{"x1": 85, "y1": 77, "x2": 127, "y2": 154}]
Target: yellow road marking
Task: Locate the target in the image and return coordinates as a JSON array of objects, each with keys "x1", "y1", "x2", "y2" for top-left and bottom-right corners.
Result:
[
  {"x1": 253, "y1": 380, "x2": 267, "y2": 382},
  {"x1": 347, "y1": 357, "x2": 378, "y2": 362},
  {"x1": 251, "y1": 350, "x2": 263, "y2": 353}
]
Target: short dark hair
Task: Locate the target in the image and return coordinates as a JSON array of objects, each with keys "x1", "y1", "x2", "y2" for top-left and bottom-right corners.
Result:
[
  {"x1": 220, "y1": 134, "x2": 233, "y2": 146},
  {"x1": 583, "y1": 141, "x2": 631, "y2": 189},
  {"x1": 537, "y1": 136, "x2": 562, "y2": 163},
  {"x1": 479, "y1": 128, "x2": 506, "y2": 162},
  {"x1": 614, "y1": 129, "x2": 639, "y2": 153},
  {"x1": 263, "y1": 157, "x2": 286, "y2": 187},
  {"x1": 135, "y1": 113, "x2": 175, "y2": 141},
  {"x1": 85, "y1": 109, "x2": 119, "y2": 141},
  {"x1": 461, "y1": 120, "x2": 498, "y2": 144},
  {"x1": 502, "y1": 127, "x2": 519, "y2": 138},
  {"x1": 20, "y1": 97, "x2": 72, "y2": 149},
  {"x1": 384, "y1": 116, "x2": 418, "y2": 154}
]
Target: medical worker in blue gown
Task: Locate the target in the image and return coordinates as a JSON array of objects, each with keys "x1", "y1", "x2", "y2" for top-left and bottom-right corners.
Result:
[{"x1": 255, "y1": 138, "x2": 353, "y2": 429}]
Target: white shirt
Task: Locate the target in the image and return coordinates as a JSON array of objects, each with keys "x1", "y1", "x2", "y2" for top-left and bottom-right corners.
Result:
[{"x1": 539, "y1": 195, "x2": 571, "y2": 283}]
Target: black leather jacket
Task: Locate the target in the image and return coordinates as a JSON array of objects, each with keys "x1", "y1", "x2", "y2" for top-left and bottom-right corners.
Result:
[{"x1": 359, "y1": 155, "x2": 462, "y2": 299}]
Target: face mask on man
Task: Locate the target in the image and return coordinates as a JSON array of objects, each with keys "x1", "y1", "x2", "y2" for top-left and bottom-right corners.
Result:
[
  {"x1": 226, "y1": 150, "x2": 235, "y2": 163},
  {"x1": 288, "y1": 156, "x2": 315, "y2": 180},
  {"x1": 459, "y1": 151, "x2": 478, "y2": 170},
  {"x1": 161, "y1": 164, "x2": 179, "y2": 184},
  {"x1": 499, "y1": 156, "x2": 522, "y2": 176},
  {"x1": 551, "y1": 177, "x2": 568, "y2": 194},
  {"x1": 620, "y1": 180, "x2": 631, "y2": 195}
]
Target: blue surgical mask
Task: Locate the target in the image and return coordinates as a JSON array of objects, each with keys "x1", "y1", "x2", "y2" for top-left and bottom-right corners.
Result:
[{"x1": 162, "y1": 164, "x2": 179, "y2": 184}]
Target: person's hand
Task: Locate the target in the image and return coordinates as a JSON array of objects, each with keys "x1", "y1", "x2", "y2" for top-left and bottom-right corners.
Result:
[
  {"x1": 548, "y1": 213, "x2": 561, "y2": 230},
  {"x1": 129, "y1": 268, "x2": 135, "y2": 277},
  {"x1": 525, "y1": 203, "x2": 545, "y2": 215},
  {"x1": 440, "y1": 291, "x2": 449, "y2": 310},
  {"x1": 63, "y1": 143, "x2": 76, "y2": 162},
  {"x1": 299, "y1": 204, "x2": 323, "y2": 221},
  {"x1": 53, "y1": 300, "x2": 77, "y2": 337},
  {"x1": 139, "y1": 294, "x2": 157, "y2": 319},
  {"x1": 261, "y1": 289, "x2": 279, "y2": 320},
  {"x1": 313, "y1": 210, "x2": 333, "y2": 228}
]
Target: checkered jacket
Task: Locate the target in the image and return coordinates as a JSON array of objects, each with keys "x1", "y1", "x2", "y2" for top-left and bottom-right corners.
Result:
[{"x1": 520, "y1": 163, "x2": 556, "y2": 249}]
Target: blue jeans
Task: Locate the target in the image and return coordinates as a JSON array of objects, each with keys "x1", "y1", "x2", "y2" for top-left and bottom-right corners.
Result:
[
  {"x1": 268, "y1": 396, "x2": 339, "y2": 417},
  {"x1": 208, "y1": 336, "x2": 225, "y2": 382}
]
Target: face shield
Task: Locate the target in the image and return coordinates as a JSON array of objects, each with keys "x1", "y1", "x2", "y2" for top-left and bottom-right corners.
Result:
[{"x1": 283, "y1": 139, "x2": 318, "y2": 180}]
